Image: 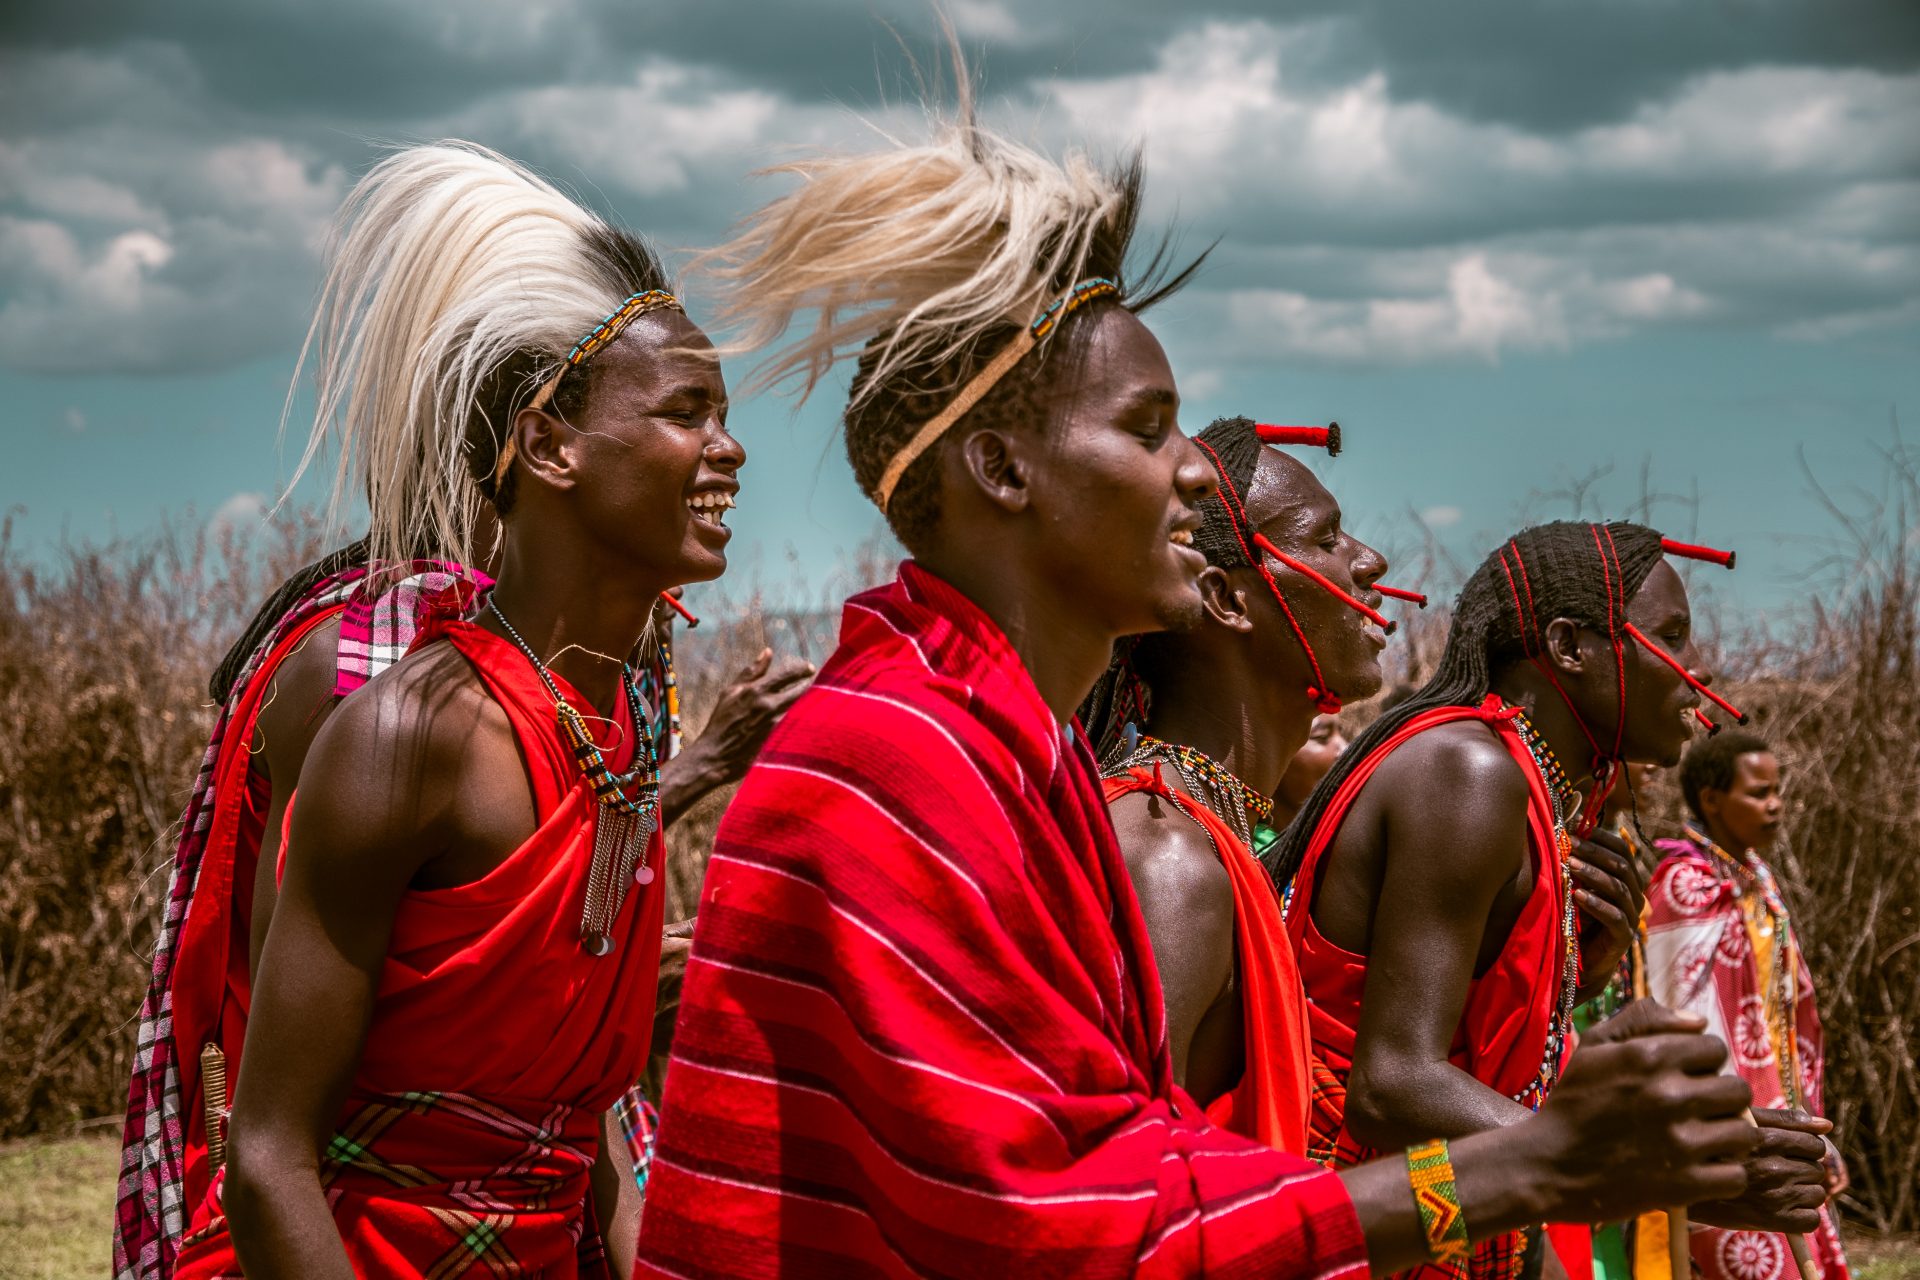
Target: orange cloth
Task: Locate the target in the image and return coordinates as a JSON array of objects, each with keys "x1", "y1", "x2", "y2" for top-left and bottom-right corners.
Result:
[{"x1": 1103, "y1": 768, "x2": 1311, "y2": 1156}]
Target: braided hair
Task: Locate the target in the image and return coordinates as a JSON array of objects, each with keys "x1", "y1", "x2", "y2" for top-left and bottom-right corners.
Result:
[{"x1": 1264, "y1": 520, "x2": 1668, "y2": 886}]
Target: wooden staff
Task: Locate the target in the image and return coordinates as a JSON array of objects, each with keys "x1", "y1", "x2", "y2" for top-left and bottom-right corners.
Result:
[
  {"x1": 1670, "y1": 1115, "x2": 1822, "y2": 1280},
  {"x1": 1667, "y1": 1207, "x2": 1689, "y2": 1279},
  {"x1": 1741, "y1": 1107, "x2": 1821, "y2": 1280}
]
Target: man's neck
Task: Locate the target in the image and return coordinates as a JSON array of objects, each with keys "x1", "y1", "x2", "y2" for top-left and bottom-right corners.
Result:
[
  {"x1": 484, "y1": 534, "x2": 665, "y2": 717},
  {"x1": 916, "y1": 545, "x2": 1118, "y2": 724},
  {"x1": 1139, "y1": 650, "x2": 1314, "y2": 798},
  {"x1": 1491, "y1": 669, "x2": 1603, "y2": 798}
]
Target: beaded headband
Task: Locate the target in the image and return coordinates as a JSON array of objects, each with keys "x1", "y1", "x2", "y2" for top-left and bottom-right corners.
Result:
[
  {"x1": 873, "y1": 277, "x2": 1119, "y2": 513},
  {"x1": 494, "y1": 289, "x2": 685, "y2": 486}
]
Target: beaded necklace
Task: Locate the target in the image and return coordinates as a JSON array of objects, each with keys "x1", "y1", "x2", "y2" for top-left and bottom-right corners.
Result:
[
  {"x1": 1693, "y1": 826, "x2": 1803, "y2": 1109},
  {"x1": 1506, "y1": 706, "x2": 1583, "y2": 1112},
  {"x1": 1112, "y1": 734, "x2": 1273, "y2": 848},
  {"x1": 489, "y1": 598, "x2": 659, "y2": 956}
]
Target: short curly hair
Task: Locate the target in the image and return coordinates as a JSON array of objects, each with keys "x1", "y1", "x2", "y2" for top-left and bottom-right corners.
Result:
[{"x1": 1679, "y1": 727, "x2": 1774, "y2": 821}]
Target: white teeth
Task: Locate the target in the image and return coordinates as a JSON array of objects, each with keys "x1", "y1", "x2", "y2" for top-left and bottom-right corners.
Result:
[
  {"x1": 688, "y1": 491, "x2": 735, "y2": 524},
  {"x1": 1170, "y1": 529, "x2": 1194, "y2": 546}
]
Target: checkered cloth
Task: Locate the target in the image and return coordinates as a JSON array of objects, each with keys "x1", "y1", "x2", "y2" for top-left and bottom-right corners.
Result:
[
  {"x1": 112, "y1": 559, "x2": 485, "y2": 1280},
  {"x1": 178, "y1": 1090, "x2": 609, "y2": 1278}
]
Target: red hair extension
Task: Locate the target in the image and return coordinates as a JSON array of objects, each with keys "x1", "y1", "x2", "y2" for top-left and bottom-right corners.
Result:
[
  {"x1": 1252, "y1": 534, "x2": 1396, "y2": 634},
  {"x1": 1193, "y1": 438, "x2": 1341, "y2": 712},
  {"x1": 659, "y1": 591, "x2": 700, "y2": 628},
  {"x1": 1662, "y1": 539, "x2": 1736, "y2": 570},
  {"x1": 1694, "y1": 708, "x2": 1720, "y2": 735},
  {"x1": 1254, "y1": 422, "x2": 1341, "y2": 456},
  {"x1": 1624, "y1": 622, "x2": 1749, "y2": 724},
  {"x1": 1376, "y1": 584, "x2": 1428, "y2": 607}
]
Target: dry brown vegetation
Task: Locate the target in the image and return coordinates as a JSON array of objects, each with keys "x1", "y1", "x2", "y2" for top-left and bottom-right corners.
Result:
[{"x1": 1, "y1": 448, "x2": 1915, "y2": 1234}]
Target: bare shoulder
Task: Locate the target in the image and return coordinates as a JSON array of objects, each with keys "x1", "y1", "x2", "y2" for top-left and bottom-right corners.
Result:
[
  {"x1": 1367, "y1": 716, "x2": 1532, "y2": 884},
  {"x1": 252, "y1": 614, "x2": 345, "y2": 770},
  {"x1": 1373, "y1": 717, "x2": 1530, "y2": 810},
  {"x1": 295, "y1": 641, "x2": 509, "y2": 866},
  {"x1": 1107, "y1": 789, "x2": 1235, "y2": 924}
]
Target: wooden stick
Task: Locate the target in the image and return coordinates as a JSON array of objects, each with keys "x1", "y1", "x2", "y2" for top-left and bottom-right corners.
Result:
[
  {"x1": 1787, "y1": 1232, "x2": 1819, "y2": 1280},
  {"x1": 1667, "y1": 1207, "x2": 1690, "y2": 1278},
  {"x1": 1738, "y1": 1108, "x2": 1821, "y2": 1280}
]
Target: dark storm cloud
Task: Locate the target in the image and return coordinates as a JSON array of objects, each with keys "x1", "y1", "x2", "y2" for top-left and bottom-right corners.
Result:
[{"x1": 1, "y1": 0, "x2": 1915, "y2": 374}]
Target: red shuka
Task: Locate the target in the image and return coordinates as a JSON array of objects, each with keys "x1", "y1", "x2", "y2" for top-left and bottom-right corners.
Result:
[
  {"x1": 1103, "y1": 768, "x2": 1312, "y2": 1156},
  {"x1": 1286, "y1": 694, "x2": 1570, "y2": 1280},
  {"x1": 635, "y1": 563, "x2": 1368, "y2": 1280},
  {"x1": 174, "y1": 619, "x2": 665, "y2": 1279}
]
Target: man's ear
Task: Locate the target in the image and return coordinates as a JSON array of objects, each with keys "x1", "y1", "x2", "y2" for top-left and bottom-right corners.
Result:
[
  {"x1": 1200, "y1": 566, "x2": 1254, "y2": 634},
  {"x1": 513, "y1": 405, "x2": 580, "y2": 495},
  {"x1": 1541, "y1": 616, "x2": 1590, "y2": 678},
  {"x1": 956, "y1": 426, "x2": 1030, "y2": 515},
  {"x1": 1698, "y1": 786, "x2": 1725, "y2": 827}
]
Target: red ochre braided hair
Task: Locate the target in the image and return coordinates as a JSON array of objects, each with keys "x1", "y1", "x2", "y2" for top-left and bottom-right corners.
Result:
[{"x1": 1263, "y1": 519, "x2": 1668, "y2": 886}]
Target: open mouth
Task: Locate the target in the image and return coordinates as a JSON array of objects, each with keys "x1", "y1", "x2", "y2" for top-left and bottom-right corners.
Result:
[
  {"x1": 1169, "y1": 528, "x2": 1194, "y2": 547},
  {"x1": 689, "y1": 491, "x2": 735, "y2": 528}
]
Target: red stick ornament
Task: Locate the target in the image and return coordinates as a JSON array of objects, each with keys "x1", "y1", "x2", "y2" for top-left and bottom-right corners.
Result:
[
  {"x1": 1624, "y1": 622, "x2": 1748, "y2": 724},
  {"x1": 1253, "y1": 534, "x2": 1396, "y2": 634},
  {"x1": 1661, "y1": 539, "x2": 1737, "y2": 570},
  {"x1": 1254, "y1": 422, "x2": 1341, "y2": 456},
  {"x1": 660, "y1": 591, "x2": 700, "y2": 628},
  {"x1": 1375, "y1": 584, "x2": 1429, "y2": 607}
]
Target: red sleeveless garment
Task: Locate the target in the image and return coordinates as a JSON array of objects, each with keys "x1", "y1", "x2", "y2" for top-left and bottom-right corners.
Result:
[
  {"x1": 175, "y1": 618, "x2": 666, "y2": 1279},
  {"x1": 1103, "y1": 768, "x2": 1312, "y2": 1156},
  {"x1": 163, "y1": 608, "x2": 344, "y2": 1243},
  {"x1": 1286, "y1": 694, "x2": 1569, "y2": 1280}
]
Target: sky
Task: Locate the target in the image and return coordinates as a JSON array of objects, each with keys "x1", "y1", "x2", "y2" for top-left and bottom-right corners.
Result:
[{"x1": 3, "y1": 0, "x2": 1917, "y2": 624}]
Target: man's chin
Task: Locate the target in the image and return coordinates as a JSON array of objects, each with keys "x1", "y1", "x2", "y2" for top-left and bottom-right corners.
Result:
[{"x1": 1149, "y1": 586, "x2": 1207, "y2": 635}]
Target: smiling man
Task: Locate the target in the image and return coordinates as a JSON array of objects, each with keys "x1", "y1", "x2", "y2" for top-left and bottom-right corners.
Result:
[
  {"x1": 634, "y1": 101, "x2": 1772, "y2": 1279},
  {"x1": 170, "y1": 144, "x2": 750, "y2": 1280},
  {"x1": 1649, "y1": 731, "x2": 1854, "y2": 1280}
]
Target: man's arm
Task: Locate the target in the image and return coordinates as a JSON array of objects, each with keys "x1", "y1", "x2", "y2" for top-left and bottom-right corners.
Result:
[
  {"x1": 247, "y1": 618, "x2": 345, "y2": 978},
  {"x1": 1107, "y1": 791, "x2": 1236, "y2": 1093},
  {"x1": 592, "y1": 1108, "x2": 640, "y2": 1279},
  {"x1": 1344, "y1": 728, "x2": 1537, "y2": 1148},
  {"x1": 1339, "y1": 1001, "x2": 1757, "y2": 1276},
  {"x1": 221, "y1": 662, "x2": 494, "y2": 1280},
  {"x1": 656, "y1": 647, "x2": 812, "y2": 826}
]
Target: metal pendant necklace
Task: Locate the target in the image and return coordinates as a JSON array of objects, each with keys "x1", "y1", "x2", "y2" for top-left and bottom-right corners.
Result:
[{"x1": 488, "y1": 597, "x2": 659, "y2": 956}]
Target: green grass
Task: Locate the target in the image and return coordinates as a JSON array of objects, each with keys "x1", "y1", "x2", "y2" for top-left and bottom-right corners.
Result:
[
  {"x1": 0, "y1": 1131, "x2": 1915, "y2": 1279},
  {"x1": 1855, "y1": 1232, "x2": 1920, "y2": 1280},
  {"x1": 0, "y1": 1132, "x2": 118, "y2": 1280}
]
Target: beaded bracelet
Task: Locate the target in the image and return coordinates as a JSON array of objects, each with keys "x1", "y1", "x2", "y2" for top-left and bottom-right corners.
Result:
[{"x1": 1407, "y1": 1138, "x2": 1471, "y2": 1267}]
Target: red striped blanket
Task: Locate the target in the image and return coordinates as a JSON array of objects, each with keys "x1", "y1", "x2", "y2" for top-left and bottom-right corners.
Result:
[{"x1": 635, "y1": 562, "x2": 1368, "y2": 1279}]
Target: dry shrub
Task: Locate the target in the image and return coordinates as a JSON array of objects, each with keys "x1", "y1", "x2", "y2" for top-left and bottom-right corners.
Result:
[{"x1": 0, "y1": 511, "x2": 330, "y2": 1138}]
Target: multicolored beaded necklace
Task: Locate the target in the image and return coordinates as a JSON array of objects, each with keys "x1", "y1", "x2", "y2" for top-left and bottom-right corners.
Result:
[
  {"x1": 1692, "y1": 824, "x2": 1804, "y2": 1109},
  {"x1": 488, "y1": 597, "x2": 659, "y2": 956},
  {"x1": 1507, "y1": 706, "x2": 1584, "y2": 1112},
  {"x1": 1113, "y1": 733, "x2": 1274, "y2": 849}
]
